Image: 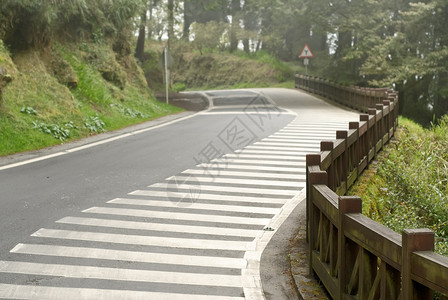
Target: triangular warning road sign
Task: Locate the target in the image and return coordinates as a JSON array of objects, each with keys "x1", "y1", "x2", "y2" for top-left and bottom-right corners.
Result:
[{"x1": 299, "y1": 44, "x2": 314, "y2": 58}]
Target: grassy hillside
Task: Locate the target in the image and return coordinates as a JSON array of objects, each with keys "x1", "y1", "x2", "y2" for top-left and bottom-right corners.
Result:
[
  {"x1": 141, "y1": 44, "x2": 295, "y2": 92},
  {"x1": 348, "y1": 116, "x2": 448, "y2": 256},
  {"x1": 0, "y1": 40, "x2": 181, "y2": 157}
]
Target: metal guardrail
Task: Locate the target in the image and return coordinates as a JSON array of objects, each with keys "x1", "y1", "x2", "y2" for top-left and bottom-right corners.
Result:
[{"x1": 296, "y1": 74, "x2": 448, "y2": 299}]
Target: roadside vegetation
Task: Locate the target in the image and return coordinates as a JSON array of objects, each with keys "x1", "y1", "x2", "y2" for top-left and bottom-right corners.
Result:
[
  {"x1": 141, "y1": 42, "x2": 294, "y2": 92},
  {"x1": 0, "y1": 40, "x2": 181, "y2": 157},
  {"x1": 348, "y1": 116, "x2": 448, "y2": 256},
  {"x1": 0, "y1": 1, "x2": 182, "y2": 157}
]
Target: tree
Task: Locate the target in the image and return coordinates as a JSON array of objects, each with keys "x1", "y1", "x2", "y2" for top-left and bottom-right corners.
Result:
[{"x1": 135, "y1": 2, "x2": 149, "y2": 61}]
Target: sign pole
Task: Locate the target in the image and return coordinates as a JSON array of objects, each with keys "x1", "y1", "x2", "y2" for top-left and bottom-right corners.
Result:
[{"x1": 304, "y1": 58, "x2": 309, "y2": 75}]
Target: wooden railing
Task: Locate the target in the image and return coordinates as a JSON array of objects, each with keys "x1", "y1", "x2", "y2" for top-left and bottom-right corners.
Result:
[
  {"x1": 295, "y1": 74, "x2": 390, "y2": 113},
  {"x1": 296, "y1": 74, "x2": 448, "y2": 299}
]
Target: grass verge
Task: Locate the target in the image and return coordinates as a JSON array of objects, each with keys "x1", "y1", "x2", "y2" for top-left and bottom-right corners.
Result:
[
  {"x1": 348, "y1": 116, "x2": 448, "y2": 256},
  {"x1": 0, "y1": 41, "x2": 182, "y2": 157}
]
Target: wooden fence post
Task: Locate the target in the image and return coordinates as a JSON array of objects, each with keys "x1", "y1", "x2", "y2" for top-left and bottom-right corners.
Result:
[
  {"x1": 336, "y1": 130, "x2": 348, "y2": 195},
  {"x1": 338, "y1": 196, "x2": 363, "y2": 300},
  {"x1": 402, "y1": 229, "x2": 435, "y2": 300},
  {"x1": 306, "y1": 154, "x2": 322, "y2": 242},
  {"x1": 307, "y1": 165, "x2": 328, "y2": 275},
  {"x1": 321, "y1": 141, "x2": 335, "y2": 191}
]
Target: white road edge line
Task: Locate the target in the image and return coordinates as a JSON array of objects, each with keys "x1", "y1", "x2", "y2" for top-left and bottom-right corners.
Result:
[{"x1": 0, "y1": 112, "x2": 200, "y2": 171}]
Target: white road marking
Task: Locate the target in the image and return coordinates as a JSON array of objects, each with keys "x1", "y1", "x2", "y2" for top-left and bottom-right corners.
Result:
[
  {"x1": 32, "y1": 228, "x2": 252, "y2": 251},
  {"x1": 234, "y1": 149, "x2": 311, "y2": 156},
  {"x1": 56, "y1": 216, "x2": 260, "y2": 238},
  {"x1": 243, "y1": 145, "x2": 318, "y2": 152},
  {"x1": 0, "y1": 113, "x2": 198, "y2": 171},
  {"x1": 168, "y1": 175, "x2": 304, "y2": 189},
  {"x1": 83, "y1": 207, "x2": 271, "y2": 226},
  {"x1": 130, "y1": 190, "x2": 288, "y2": 204},
  {"x1": 108, "y1": 198, "x2": 281, "y2": 215},
  {"x1": 151, "y1": 183, "x2": 299, "y2": 196},
  {"x1": 200, "y1": 158, "x2": 306, "y2": 167},
  {"x1": 197, "y1": 162, "x2": 304, "y2": 173},
  {"x1": 181, "y1": 169, "x2": 305, "y2": 180},
  {"x1": 223, "y1": 153, "x2": 305, "y2": 161},
  {"x1": 0, "y1": 284, "x2": 245, "y2": 300},
  {"x1": 0, "y1": 261, "x2": 243, "y2": 287},
  {"x1": 11, "y1": 243, "x2": 247, "y2": 269},
  {"x1": 236, "y1": 149, "x2": 318, "y2": 155}
]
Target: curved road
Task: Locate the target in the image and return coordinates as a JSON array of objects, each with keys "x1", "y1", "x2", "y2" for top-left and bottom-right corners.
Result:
[{"x1": 0, "y1": 88, "x2": 358, "y2": 299}]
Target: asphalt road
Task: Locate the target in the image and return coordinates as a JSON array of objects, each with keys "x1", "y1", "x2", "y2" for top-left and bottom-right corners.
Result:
[{"x1": 0, "y1": 88, "x2": 358, "y2": 299}]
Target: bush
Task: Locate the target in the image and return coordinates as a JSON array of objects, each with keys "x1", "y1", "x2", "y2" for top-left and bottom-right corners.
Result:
[{"x1": 349, "y1": 116, "x2": 448, "y2": 256}]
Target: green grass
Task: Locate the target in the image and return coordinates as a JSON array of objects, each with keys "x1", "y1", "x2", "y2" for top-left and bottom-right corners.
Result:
[
  {"x1": 163, "y1": 49, "x2": 294, "y2": 91},
  {"x1": 0, "y1": 42, "x2": 181, "y2": 157},
  {"x1": 348, "y1": 116, "x2": 448, "y2": 256}
]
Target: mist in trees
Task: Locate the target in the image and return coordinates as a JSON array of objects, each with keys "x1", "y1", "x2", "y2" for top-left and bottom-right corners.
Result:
[{"x1": 1, "y1": 0, "x2": 446, "y2": 124}]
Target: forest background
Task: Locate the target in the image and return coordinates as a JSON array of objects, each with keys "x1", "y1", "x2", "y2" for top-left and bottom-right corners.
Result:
[
  {"x1": 2, "y1": 0, "x2": 447, "y2": 128},
  {"x1": 135, "y1": 0, "x2": 447, "y2": 126}
]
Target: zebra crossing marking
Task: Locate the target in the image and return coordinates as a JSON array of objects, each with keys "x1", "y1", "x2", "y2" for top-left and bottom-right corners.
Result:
[
  {"x1": 108, "y1": 198, "x2": 281, "y2": 215},
  {"x1": 0, "y1": 283, "x2": 245, "y2": 300},
  {"x1": 11, "y1": 244, "x2": 247, "y2": 269},
  {"x1": 56, "y1": 216, "x2": 261, "y2": 238},
  {"x1": 0, "y1": 112, "x2": 356, "y2": 299},
  {"x1": 32, "y1": 228, "x2": 253, "y2": 251},
  {"x1": 0, "y1": 261, "x2": 244, "y2": 287},
  {"x1": 82, "y1": 207, "x2": 271, "y2": 226},
  {"x1": 130, "y1": 189, "x2": 288, "y2": 204}
]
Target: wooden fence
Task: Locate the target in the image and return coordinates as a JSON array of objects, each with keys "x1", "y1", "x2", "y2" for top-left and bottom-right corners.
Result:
[{"x1": 296, "y1": 74, "x2": 448, "y2": 299}]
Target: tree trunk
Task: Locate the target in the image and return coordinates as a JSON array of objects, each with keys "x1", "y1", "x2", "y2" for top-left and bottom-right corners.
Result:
[
  {"x1": 229, "y1": 0, "x2": 241, "y2": 52},
  {"x1": 135, "y1": 10, "x2": 147, "y2": 61},
  {"x1": 167, "y1": 0, "x2": 174, "y2": 48},
  {"x1": 183, "y1": 0, "x2": 192, "y2": 39}
]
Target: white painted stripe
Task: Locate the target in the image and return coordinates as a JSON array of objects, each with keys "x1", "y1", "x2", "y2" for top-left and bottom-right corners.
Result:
[
  {"x1": 248, "y1": 147, "x2": 318, "y2": 154},
  {"x1": 130, "y1": 190, "x2": 288, "y2": 204},
  {"x1": 265, "y1": 135, "x2": 332, "y2": 141},
  {"x1": 0, "y1": 284, "x2": 244, "y2": 300},
  {"x1": 234, "y1": 149, "x2": 308, "y2": 156},
  {"x1": 254, "y1": 141, "x2": 325, "y2": 147},
  {"x1": 269, "y1": 130, "x2": 336, "y2": 136},
  {"x1": 287, "y1": 123, "x2": 347, "y2": 127},
  {"x1": 284, "y1": 127, "x2": 345, "y2": 131},
  {"x1": 198, "y1": 163, "x2": 304, "y2": 173},
  {"x1": 0, "y1": 152, "x2": 66, "y2": 171},
  {"x1": 269, "y1": 133, "x2": 335, "y2": 139},
  {"x1": 202, "y1": 158, "x2": 306, "y2": 167},
  {"x1": 32, "y1": 228, "x2": 251, "y2": 251},
  {"x1": 83, "y1": 207, "x2": 270, "y2": 226},
  {"x1": 108, "y1": 198, "x2": 281, "y2": 215},
  {"x1": 282, "y1": 125, "x2": 344, "y2": 130},
  {"x1": 11, "y1": 243, "x2": 247, "y2": 269},
  {"x1": 223, "y1": 153, "x2": 305, "y2": 161},
  {"x1": 0, "y1": 261, "x2": 243, "y2": 287},
  {"x1": 281, "y1": 125, "x2": 345, "y2": 129},
  {"x1": 182, "y1": 169, "x2": 305, "y2": 180},
  {"x1": 278, "y1": 131, "x2": 338, "y2": 135},
  {"x1": 235, "y1": 149, "x2": 318, "y2": 156},
  {"x1": 169, "y1": 176, "x2": 304, "y2": 188},
  {"x1": 57, "y1": 217, "x2": 260, "y2": 238},
  {"x1": 0, "y1": 113, "x2": 198, "y2": 171},
  {"x1": 198, "y1": 111, "x2": 295, "y2": 116},
  {"x1": 151, "y1": 183, "x2": 299, "y2": 196},
  {"x1": 244, "y1": 145, "x2": 318, "y2": 152},
  {"x1": 259, "y1": 139, "x2": 323, "y2": 146}
]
